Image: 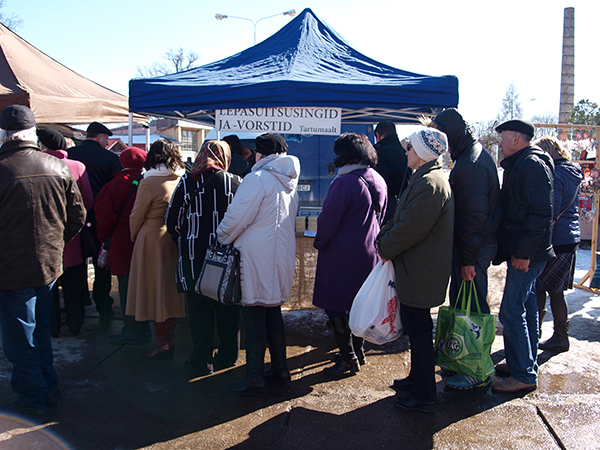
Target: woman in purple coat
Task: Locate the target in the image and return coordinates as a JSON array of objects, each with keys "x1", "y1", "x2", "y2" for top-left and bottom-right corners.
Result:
[{"x1": 312, "y1": 133, "x2": 387, "y2": 375}]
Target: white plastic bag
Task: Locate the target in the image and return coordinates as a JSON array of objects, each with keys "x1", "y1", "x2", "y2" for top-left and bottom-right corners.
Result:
[{"x1": 349, "y1": 260, "x2": 402, "y2": 345}]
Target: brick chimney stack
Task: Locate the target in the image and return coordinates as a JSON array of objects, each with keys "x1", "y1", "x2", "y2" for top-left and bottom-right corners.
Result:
[{"x1": 559, "y1": 7, "x2": 575, "y2": 124}]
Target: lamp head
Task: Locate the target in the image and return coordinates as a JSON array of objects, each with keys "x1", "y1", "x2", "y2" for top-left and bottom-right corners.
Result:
[
  {"x1": 284, "y1": 9, "x2": 297, "y2": 17},
  {"x1": 215, "y1": 13, "x2": 227, "y2": 20}
]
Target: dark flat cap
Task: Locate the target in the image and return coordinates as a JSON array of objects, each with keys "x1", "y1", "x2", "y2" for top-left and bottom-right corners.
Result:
[
  {"x1": 0, "y1": 104, "x2": 36, "y2": 131},
  {"x1": 38, "y1": 129, "x2": 67, "y2": 150},
  {"x1": 495, "y1": 119, "x2": 535, "y2": 138},
  {"x1": 255, "y1": 133, "x2": 288, "y2": 156},
  {"x1": 86, "y1": 121, "x2": 113, "y2": 136}
]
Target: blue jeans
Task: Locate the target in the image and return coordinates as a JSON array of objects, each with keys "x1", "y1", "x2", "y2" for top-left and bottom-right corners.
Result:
[
  {"x1": 449, "y1": 244, "x2": 497, "y2": 314},
  {"x1": 499, "y1": 260, "x2": 546, "y2": 385},
  {"x1": 0, "y1": 282, "x2": 59, "y2": 410}
]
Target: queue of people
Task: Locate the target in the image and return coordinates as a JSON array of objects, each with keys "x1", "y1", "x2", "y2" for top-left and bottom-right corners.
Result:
[{"x1": 0, "y1": 104, "x2": 582, "y2": 422}]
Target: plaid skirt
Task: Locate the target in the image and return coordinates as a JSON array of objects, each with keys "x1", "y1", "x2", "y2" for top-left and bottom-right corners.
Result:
[{"x1": 536, "y1": 251, "x2": 577, "y2": 293}]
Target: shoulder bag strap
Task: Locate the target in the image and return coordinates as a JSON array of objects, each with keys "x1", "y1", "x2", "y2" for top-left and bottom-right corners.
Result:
[
  {"x1": 350, "y1": 172, "x2": 382, "y2": 224},
  {"x1": 553, "y1": 188, "x2": 579, "y2": 226},
  {"x1": 104, "y1": 175, "x2": 142, "y2": 248}
]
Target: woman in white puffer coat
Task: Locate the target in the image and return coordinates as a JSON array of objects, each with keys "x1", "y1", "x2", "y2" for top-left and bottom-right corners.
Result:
[{"x1": 217, "y1": 133, "x2": 300, "y2": 396}]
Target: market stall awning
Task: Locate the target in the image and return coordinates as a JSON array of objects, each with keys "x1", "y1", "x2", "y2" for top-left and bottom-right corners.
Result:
[
  {"x1": 0, "y1": 23, "x2": 146, "y2": 124},
  {"x1": 129, "y1": 8, "x2": 458, "y2": 125}
]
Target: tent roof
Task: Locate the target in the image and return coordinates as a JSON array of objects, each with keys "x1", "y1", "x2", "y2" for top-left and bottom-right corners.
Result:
[
  {"x1": 129, "y1": 8, "x2": 458, "y2": 125},
  {"x1": 0, "y1": 24, "x2": 146, "y2": 125}
]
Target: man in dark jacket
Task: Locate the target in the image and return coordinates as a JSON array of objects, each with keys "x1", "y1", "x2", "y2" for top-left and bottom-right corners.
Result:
[
  {"x1": 374, "y1": 121, "x2": 411, "y2": 223},
  {"x1": 491, "y1": 119, "x2": 554, "y2": 394},
  {"x1": 223, "y1": 134, "x2": 251, "y2": 178},
  {"x1": 0, "y1": 105, "x2": 86, "y2": 421},
  {"x1": 68, "y1": 122, "x2": 122, "y2": 319},
  {"x1": 424, "y1": 109, "x2": 502, "y2": 389}
]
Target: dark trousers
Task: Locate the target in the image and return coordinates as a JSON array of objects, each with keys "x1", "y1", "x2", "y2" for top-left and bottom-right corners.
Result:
[
  {"x1": 90, "y1": 223, "x2": 113, "y2": 316},
  {"x1": 91, "y1": 261, "x2": 113, "y2": 316},
  {"x1": 241, "y1": 305, "x2": 285, "y2": 345},
  {"x1": 187, "y1": 290, "x2": 240, "y2": 368},
  {"x1": 401, "y1": 303, "x2": 436, "y2": 402},
  {"x1": 325, "y1": 310, "x2": 347, "y2": 320},
  {"x1": 50, "y1": 263, "x2": 88, "y2": 335}
]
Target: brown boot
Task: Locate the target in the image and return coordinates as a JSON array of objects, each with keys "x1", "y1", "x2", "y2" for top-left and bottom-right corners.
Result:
[
  {"x1": 539, "y1": 320, "x2": 569, "y2": 352},
  {"x1": 146, "y1": 321, "x2": 173, "y2": 359}
]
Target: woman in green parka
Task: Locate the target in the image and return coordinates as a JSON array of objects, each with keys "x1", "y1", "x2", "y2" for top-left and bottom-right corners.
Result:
[{"x1": 377, "y1": 127, "x2": 454, "y2": 414}]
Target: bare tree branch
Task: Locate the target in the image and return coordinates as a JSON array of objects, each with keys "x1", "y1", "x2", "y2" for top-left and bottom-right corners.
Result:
[
  {"x1": 0, "y1": 0, "x2": 22, "y2": 31},
  {"x1": 136, "y1": 47, "x2": 200, "y2": 78}
]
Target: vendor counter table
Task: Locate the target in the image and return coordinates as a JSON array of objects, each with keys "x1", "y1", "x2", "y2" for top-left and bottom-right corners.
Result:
[{"x1": 286, "y1": 235, "x2": 319, "y2": 310}]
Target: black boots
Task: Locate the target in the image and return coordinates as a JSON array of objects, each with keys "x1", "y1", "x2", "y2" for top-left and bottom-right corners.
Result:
[
  {"x1": 538, "y1": 309, "x2": 546, "y2": 339},
  {"x1": 539, "y1": 320, "x2": 570, "y2": 352},
  {"x1": 323, "y1": 315, "x2": 360, "y2": 376},
  {"x1": 227, "y1": 342, "x2": 268, "y2": 396},
  {"x1": 264, "y1": 332, "x2": 292, "y2": 387},
  {"x1": 353, "y1": 334, "x2": 365, "y2": 366}
]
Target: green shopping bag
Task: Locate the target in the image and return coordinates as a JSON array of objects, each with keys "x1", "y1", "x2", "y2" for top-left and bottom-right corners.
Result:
[{"x1": 434, "y1": 280, "x2": 496, "y2": 380}]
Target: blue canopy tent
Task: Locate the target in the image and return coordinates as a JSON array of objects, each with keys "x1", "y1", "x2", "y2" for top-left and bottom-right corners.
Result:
[{"x1": 128, "y1": 8, "x2": 458, "y2": 124}]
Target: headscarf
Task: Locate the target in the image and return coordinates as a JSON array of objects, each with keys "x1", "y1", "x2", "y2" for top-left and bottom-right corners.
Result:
[{"x1": 190, "y1": 140, "x2": 231, "y2": 181}]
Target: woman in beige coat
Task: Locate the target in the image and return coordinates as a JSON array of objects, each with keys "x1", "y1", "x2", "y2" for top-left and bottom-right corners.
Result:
[{"x1": 127, "y1": 139, "x2": 186, "y2": 358}]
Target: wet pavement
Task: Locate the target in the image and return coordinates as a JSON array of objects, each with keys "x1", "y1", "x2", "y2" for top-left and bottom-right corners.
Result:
[{"x1": 1, "y1": 249, "x2": 599, "y2": 449}]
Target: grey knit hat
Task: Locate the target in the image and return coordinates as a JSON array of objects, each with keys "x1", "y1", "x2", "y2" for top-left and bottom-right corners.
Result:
[{"x1": 408, "y1": 128, "x2": 448, "y2": 162}]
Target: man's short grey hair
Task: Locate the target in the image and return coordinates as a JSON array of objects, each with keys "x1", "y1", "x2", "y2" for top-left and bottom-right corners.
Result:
[
  {"x1": 514, "y1": 130, "x2": 532, "y2": 143},
  {"x1": 0, "y1": 127, "x2": 38, "y2": 145}
]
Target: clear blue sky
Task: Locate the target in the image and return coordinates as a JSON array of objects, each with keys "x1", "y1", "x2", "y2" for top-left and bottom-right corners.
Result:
[{"x1": 8, "y1": 0, "x2": 600, "y2": 125}]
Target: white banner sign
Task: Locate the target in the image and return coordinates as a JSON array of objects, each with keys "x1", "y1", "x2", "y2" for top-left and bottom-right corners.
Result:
[{"x1": 215, "y1": 107, "x2": 341, "y2": 136}]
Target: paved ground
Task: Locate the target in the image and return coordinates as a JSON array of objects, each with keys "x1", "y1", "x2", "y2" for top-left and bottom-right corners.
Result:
[{"x1": 1, "y1": 249, "x2": 599, "y2": 449}]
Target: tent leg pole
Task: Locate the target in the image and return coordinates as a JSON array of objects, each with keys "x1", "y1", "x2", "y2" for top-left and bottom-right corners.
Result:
[{"x1": 128, "y1": 113, "x2": 133, "y2": 146}]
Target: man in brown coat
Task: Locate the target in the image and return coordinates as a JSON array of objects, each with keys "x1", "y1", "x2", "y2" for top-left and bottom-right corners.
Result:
[{"x1": 0, "y1": 105, "x2": 85, "y2": 421}]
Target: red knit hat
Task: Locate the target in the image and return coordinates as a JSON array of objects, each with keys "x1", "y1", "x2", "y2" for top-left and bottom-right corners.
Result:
[{"x1": 119, "y1": 147, "x2": 147, "y2": 170}]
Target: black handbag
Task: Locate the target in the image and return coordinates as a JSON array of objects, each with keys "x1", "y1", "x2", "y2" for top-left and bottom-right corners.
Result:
[
  {"x1": 195, "y1": 243, "x2": 242, "y2": 305},
  {"x1": 80, "y1": 222, "x2": 98, "y2": 259}
]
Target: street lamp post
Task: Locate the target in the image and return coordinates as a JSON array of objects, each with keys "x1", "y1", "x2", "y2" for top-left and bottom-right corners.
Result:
[{"x1": 215, "y1": 10, "x2": 297, "y2": 45}]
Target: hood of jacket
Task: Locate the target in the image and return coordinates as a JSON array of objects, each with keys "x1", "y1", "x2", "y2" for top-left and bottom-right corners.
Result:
[
  {"x1": 433, "y1": 108, "x2": 476, "y2": 161},
  {"x1": 555, "y1": 158, "x2": 583, "y2": 184},
  {"x1": 253, "y1": 153, "x2": 300, "y2": 193}
]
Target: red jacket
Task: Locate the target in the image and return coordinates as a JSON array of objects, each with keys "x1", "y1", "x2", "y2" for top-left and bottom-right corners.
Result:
[{"x1": 94, "y1": 168, "x2": 142, "y2": 275}]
